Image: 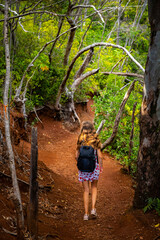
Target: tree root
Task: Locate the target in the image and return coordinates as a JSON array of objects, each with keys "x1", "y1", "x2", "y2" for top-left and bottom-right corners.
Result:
[
  {"x1": 0, "y1": 171, "x2": 52, "y2": 190},
  {"x1": 0, "y1": 225, "x2": 17, "y2": 237}
]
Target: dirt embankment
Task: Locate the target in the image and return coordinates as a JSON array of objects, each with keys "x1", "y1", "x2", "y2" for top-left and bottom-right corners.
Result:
[{"x1": 0, "y1": 100, "x2": 160, "y2": 240}]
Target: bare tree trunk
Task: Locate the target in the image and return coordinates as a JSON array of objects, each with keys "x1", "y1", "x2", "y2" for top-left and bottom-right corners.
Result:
[
  {"x1": 28, "y1": 127, "x2": 38, "y2": 239},
  {"x1": 62, "y1": 47, "x2": 97, "y2": 128},
  {"x1": 117, "y1": 0, "x2": 122, "y2": 45},
  {"x1": 74, "y1": 47, "x2": 94, "y2": 79},
  {"x1": 0, "y1": 129, "x2": 3, "y2": 163},
  {"x1": 133, "y1": 0, "x2": 160, "y2": 208},
  {"x1": 101, "y1": 80, "x2": 136, "y2": 150},
  {"x1": 0, "y1": 110, "x2": 4, "y2": 163},
  {"x1": 62, "y1": 67, "x2": 99, "y2": 128},
  {"x1": 63, "y1": 0, "x2": 105, "y2": 66},
  {"x1": 63, "y1": 17, "x2": 76, "y2": 66},
  {"x1": 3, "y1": 1, "x2": 24, "y2": 239},
  {"x1": 96, "y1": 120, "x2": 106, "y2": 135},
  {"x1": 49, "y1": 17, "x2": 64, "y2": 65},
  {"x1": 22, "y1": 70, "x2": 36, "y2": 128},
  {"x1": 128, "y1": 102, "x2": 137, "y2": 173}
]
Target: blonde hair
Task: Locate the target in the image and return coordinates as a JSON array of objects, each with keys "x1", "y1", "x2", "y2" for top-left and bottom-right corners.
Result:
[
  {"x1": 77, "y1": 121, "x2": 101, "y2": 150},
  {"x1": 80, "y1": 121, "x2": 94, "y2": 134}
]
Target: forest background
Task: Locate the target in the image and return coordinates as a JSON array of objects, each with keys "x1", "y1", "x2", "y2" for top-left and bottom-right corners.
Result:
[{"x1": 0, "y1": 0, "x2": 148, "y2": 173}]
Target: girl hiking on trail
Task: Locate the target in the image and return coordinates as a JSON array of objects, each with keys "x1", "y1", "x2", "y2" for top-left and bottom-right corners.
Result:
[{"x1": 76, "y1": 121, "x2": 103, "y2": 221}]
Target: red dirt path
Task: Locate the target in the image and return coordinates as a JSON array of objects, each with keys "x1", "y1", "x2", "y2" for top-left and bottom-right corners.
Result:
[
  {"x1": 35, "y1": 100, "x2": 160, "y2": 240},
  {"x1": 0, "y1": 101, "x2": 159, "y2": 240}
]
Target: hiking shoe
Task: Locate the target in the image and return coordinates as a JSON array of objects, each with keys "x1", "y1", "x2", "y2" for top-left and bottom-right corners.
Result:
[
  {"x1": 91, "y1": 209, "x2": 97, "y2": 219},
  {"x1": 83, "y1": 214, "x2": 89, "y2": 221}
]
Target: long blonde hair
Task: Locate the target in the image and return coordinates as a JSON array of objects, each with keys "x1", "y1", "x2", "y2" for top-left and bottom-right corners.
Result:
[
  {"x1": 77, "y1": 121, "x2": 101, "y2": 150},
  {"x1": 80, "y1": 121, "x2": 94, "y2": 134}
]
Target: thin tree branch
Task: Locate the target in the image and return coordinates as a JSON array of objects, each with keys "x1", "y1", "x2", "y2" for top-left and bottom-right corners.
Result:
[
  {"x1": 71, "y1": 4, "x2": 105, "y2": 23},
  {"x1": 102, "y1": 71, "x2": 144, "y2": 79},
  {"x1": 106, "y1": 0, "x2": 131, "y2": 41},
  {"x1": 32, "y1": 0, "x2": 43, "y2": 11},
  {"x1": 101, "y1": 80, "x2": 137, "y2": 150},
  {"x1": 96, "y1": 120, "x2": 106, "y2": 135},
  {"x1": 110, "y1": 56, "x2": 127, "y2": 72},
  {"x1": 0, "y1": 3, "x2": 29, "y2": 32},
  {"x1": 71, "y1": 68, "x2": 99, "y2": 93},
  {"x1": 22, "y1": 70, "x2": 36, "y2": 99},
  {"x1": 0, "y1": 10, "x2": 65, "y2": 22},
  {"x1": 1, "y1": 227, "x2": 17, "y2": 236},
  {"x1": 0, "y1": 170, "x2": 52, "y2": 190},
  {"x1": 78, "y1": 19, "x2": 92, "y2": 50},
  {"x1": 33, "y1": 107, "x2": 43, "y2": 128}
]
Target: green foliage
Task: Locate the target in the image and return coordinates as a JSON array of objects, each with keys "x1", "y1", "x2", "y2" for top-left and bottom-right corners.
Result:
[
  {"x1": 27, "y1": 66, "x2": 65, "y2": 107},
  {"x1": 0, "y1": 0, "x2": 150, "y2": 174},
  {"x1": 31, "y1": 117, "x2": 39, "y2": 127},
  {"x1": 93, "y1": 80, "x2": 142, "y2": 173},
  {"x1": 144, "y1": 198, "x2": 160, "y2": 215}
]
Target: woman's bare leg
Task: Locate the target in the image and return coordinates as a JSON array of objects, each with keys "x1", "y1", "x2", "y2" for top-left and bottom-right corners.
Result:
[
  {"x1": 82, "y1": 180, "x2": 89, "y2": 215},
  {"x1": 91, "y1": 180, "x2": 98, "y2": 210}
]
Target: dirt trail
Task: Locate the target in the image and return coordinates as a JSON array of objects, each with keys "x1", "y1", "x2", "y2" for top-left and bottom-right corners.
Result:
[{"x1": 36, "y1": 100, "x2": 159, "y2": 240}]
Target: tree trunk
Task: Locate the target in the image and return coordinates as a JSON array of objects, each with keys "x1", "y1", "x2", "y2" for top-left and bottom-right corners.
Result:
[
  {"x1": 133, "y1": 0, "x2": 160, "y2": 208},
  {"x1": 63, "y1": 17, "x2": 76, "y2": 66},
  {"x1": 74, "y1": 47, "x2": 94, "y2": 80},
  {"x1": 60, "y1": 94, "x2": 81, "y2": 131},
  {"x1": 96, "y1": 120, "x2": 106, "y2": 135},
  {"x1": 0, "y1": 110, "x2": 4, "y2": 163},
  {"x1": 3, "y1": 1, "x2": 24, "y2": 238},
  {"x1": 61, "y1": 47, "x2": 96, "y2": 129},
  {"x1": 63, "y1": 68, "x2": 99, "y2": 129},
  {"x1": 128, "y1": 102, "x2": 137, "y2": 173},
  {"x1": 101, "y1": 80, "x2": 136, "y2": 150},
  {"x1": 117, "y1": 0, "x2": 122, "y2": 45},
  {"x1": 49, "y1": 17, "x2": 64, "y2": 65},
  {"x1": 28, "y1": 127, "x2": 38, "y2": 239}
]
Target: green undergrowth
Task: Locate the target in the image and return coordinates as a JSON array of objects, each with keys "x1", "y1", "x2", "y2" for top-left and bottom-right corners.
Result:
[
  {"x1": 93, "y1": 79, "x2": 143, "y2": 174},
  {"x1": 144, "y1": 198, "x2": 160, "y2": 216}
]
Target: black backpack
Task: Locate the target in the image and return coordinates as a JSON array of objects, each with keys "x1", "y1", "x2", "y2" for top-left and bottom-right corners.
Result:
[{"x1": 77, "y1": 146, "x2": 96, "y2": 172}]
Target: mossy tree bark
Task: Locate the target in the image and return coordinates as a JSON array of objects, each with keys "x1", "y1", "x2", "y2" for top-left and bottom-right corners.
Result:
[{"x1": 133, "y1": 0, "x2": 160, "y2": 208}]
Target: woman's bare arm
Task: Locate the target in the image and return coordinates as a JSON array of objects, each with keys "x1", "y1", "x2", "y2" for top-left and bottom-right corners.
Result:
[{"x1": 97, "y1": 149, "x2": 103, "y2": 172}]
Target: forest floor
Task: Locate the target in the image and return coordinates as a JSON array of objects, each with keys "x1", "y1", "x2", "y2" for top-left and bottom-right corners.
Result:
[{"x1": 0, "y1": 100, "x2": 160, "y2": 240}]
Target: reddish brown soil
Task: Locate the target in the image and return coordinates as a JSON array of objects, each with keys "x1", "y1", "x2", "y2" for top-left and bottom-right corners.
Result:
[{"x1": 0, "y1": 100, "x2": 160, "y2": 240}]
